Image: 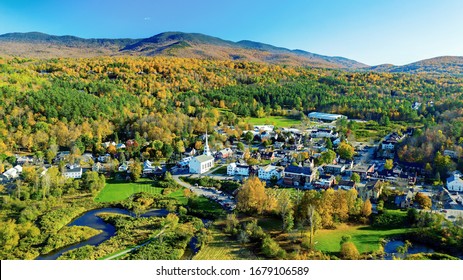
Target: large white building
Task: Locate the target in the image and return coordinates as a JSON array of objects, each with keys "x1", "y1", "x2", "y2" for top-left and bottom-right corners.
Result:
[
  {"x1": 2, "y1": 165, "x2": 23, "y2": 181},
  {"x1": 308, "y1": 112, "x2": 346, "y2": 122},
  {"x1": 227, "y1": 162, "x2": 250, "y2": 176},
  {"x1": 447, "y1": 174, "x2": 463, "y2": 192},
  {"x1": 189, "y1": 155, "x2": 214, "y2": 174},
  {"x1": 189, "y1": 131, "x2": 214, "y2": 174},
  {"x1": 63, "y1": 164, "x2": 83, "y2": 179},
  {"x1": 258, "y1": 165, "x2": 284, "y2": 181}
]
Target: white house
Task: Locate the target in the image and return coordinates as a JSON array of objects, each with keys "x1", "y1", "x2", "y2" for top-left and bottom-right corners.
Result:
[
  {"x1": 447, "y1": 174, "x2": 463, "y2": 192},
  {"x1": 118, "y1": 162, "x2": 129, "y2": 172},
  {"x1": 189, "y1": 155, "x2": 214, "y2": 174},
  {"x1": 227, "y1": 162, "x2": 250, "y2": 176},
  {"x1": 381, "y1": 140, "x2": 397, "y2": 150},
  {"x1": 258, "y1": 165, "x2": 284, "y2": 180},
  {"x1": 2, "y1": 165, "x2": 23, "y2": 180},
  {"x1": 311, "y1": 129, "x2": 339, "y2": 138},
  {"x1": 254, "y1": 125, "x2": 274, "y2": 133},
  {"x1": 178, "y1": 156, "x2": 193, "y2": 167},
  {"x1": 63, "y1": 164, "x2": 83, "y2": 179}
]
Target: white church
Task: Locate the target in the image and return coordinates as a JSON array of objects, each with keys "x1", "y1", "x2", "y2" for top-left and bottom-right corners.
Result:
[{"x1": 189, "y1": 131, "x2": 215, "y2": 174}]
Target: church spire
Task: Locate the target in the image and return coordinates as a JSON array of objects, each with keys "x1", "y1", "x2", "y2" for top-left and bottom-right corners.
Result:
[{"x1": 203, "y1": 130, "x2": 212, "y2": 156}]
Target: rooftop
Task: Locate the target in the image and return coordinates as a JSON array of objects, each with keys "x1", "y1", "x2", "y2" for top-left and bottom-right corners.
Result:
[
  {"x1": 284, "y1": 165, "x2": 313, "y2": 175},
  {"x1": 193, "y1": 155, "x2": 214, "y2": 163}
]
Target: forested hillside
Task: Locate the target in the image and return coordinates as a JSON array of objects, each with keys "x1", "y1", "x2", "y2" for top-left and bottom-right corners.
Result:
[{"x1": 1, "y1": 56, "x2": 463, "y2": 163}]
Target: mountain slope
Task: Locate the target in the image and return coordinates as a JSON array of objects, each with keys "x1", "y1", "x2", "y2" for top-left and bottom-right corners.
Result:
[
  {"x1": 0, "y1": 32, "x2": 138, "y2": 58},
  {"x1": 370, "y1": 56, "x2": 463, "y2": 75},
  {"x1": 0, "y1": 31, "x2": 366, "y2": 69}
]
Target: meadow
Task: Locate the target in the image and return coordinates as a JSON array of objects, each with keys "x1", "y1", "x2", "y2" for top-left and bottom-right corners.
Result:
[
  {"x1": 314, "y1": 224, "x2": 411, "y2": 254},
  {"x1": 94, "y1": 178, "x2": 187, "y2": 204}
]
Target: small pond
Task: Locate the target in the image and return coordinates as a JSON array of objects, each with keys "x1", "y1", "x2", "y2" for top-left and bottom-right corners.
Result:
[{"x1": 384, "y1": 240, "x2": 434, "y2": 260}]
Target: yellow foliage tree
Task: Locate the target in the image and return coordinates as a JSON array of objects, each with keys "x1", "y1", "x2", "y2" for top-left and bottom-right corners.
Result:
[{"x1": 236, "y1": 176, "x2": 267, "y2": 214}]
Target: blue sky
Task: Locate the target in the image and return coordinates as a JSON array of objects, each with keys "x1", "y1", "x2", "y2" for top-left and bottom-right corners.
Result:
[{"x1": 0, "y1": 0, "x2": 462, "y2": 65}]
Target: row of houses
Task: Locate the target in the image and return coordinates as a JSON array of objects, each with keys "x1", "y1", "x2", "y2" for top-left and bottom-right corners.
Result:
[{"x1": 227, "y1": 163, "x2": 284, "y2": 181}]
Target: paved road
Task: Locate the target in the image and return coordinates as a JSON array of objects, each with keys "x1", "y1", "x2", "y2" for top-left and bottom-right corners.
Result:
[{"x1": 173, "y1": 174, "x2": 236, "y2": 211}]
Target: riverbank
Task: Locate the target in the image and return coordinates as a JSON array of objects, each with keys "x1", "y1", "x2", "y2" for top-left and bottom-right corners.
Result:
[{"x1": 36, "y1": 207, "x2": 169, "y2": 260}]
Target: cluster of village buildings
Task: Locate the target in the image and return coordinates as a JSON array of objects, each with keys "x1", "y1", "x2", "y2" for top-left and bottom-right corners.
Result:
[{"x1": 2, "y1": 112, "x2": 463, "y2": 209}]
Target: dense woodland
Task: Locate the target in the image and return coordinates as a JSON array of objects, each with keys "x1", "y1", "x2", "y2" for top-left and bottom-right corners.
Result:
[{"x1": 1, "y1": 56, "x2": 463, "y2": 161}]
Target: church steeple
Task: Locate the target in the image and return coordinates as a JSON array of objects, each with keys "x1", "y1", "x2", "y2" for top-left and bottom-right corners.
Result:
[{"x1": 203, "y1": 130, "x2": 212, "y2": 156}]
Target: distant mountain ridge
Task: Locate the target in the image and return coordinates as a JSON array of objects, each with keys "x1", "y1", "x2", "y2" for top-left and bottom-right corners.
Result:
[
  {"x1": 1, "y1": 31, "x2": 463, "y2": 74},
  {"x1": 0, "y1": 31, "x2": 366, "y2": 69},
  {"x1": 366, "y1": 56, "x2": 463, "y2": 75}
]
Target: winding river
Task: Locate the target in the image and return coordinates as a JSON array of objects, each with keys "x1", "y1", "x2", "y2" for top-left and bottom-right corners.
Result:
[{"x1": 36, "y1": 208, "x2": 168, "y2": 260}]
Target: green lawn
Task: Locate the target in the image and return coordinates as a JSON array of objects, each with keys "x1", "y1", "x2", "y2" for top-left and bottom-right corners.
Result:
[
  {"x1": 315, "y1": 224, "x2": 411, "y2": 254},
  {"x1": 245, "y1": 116, "x2": 300, "y2": 127},
  {"x1": 95, "y1": 178, "x2": 187, "y2": 204},
  {"x1": 211, "y1": 165, "x2": 228, "y2": 175}
]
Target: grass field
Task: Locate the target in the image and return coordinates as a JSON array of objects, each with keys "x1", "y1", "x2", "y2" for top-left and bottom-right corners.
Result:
[
  {"x1": 245, "y1": 116, "x2": 300, "y2": 127},
  {"x1": 211, "y1": 165, "x2": 228, "y2": 175},
  {"x1": 315, "y1": 224, "x2": 411, "y2": 254},
  {"x1": 193, "y1": 223, "x2": 258, "y2": 260},
  {"x1": 95, "y1": 178, "x2": 187, "y2": 204}
]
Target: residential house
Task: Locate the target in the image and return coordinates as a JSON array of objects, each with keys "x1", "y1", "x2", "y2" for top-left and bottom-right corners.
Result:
[
  {"x1": 324, "y1": 164, "x2": 346, "y2": 175},
  {"x1": 63, "y1": 164, "x2": 83, "y2": 179},
  {"x1": 381, "y1": 140, "x2": 397, "y2": 150},
  {"x1": 447, "y1": 173, "x2": 463, "y2": 192},
  {"x1": 81, "y1": 153, "x2": 94, "y2": 163},
  {"x1": 216, "y1": 148, "x2": 233, "y2": 159},
  {"x1": 258, "y1": 165, "x2": 284, "y2": 181},
  {"x1": 92, "y1": 162, "x2": 103, "y2": 173},
  {"x1": 16, "y1": 155, "x2": 34, "y2": 165},
  {"x1": 178, "y1": 156, "x2": 193, "y2": 167},
  {"x1": 54, "y1": 151, "x2": 70, "y2": 163},
  {"x1": 358, "y1": 180, "x2": 383, "y2": 202},
  {"x1": 336, "y1": 180, "x2": 356, "y2": 191},
  {"x1": 116, "y1": 143, "x2": 126, "y2": 150},
  {"x1": 310, "y1": 129, "x2": 339, "y2": 138},
  {"x1": 283, "y1": 165, "x2": 317, "y2": 186},
  {"x1": 394, "y1": 189, "x2": 415, "y2": 208},
  {"x1": 103, "y1": 141, "x2": 116, "y2": 148},
  {"x1": 261, "y1": 151, "x2": 275, "y2": 161},
  {"x1": 97, "y1": 154, "x2": 111, "y2": 163},
  {"x1": 184, "y1": 147, "x2": 197, "y2": 157},
  {"x1": 227, "y1": 162, "x2": 250, "y2": 176},
  {"x1": 189, "y1": 155, "x2": 214, "y2": 174},
  {"x1": 118, "y1": 162, "x2": 129, "y2": 172},
  {"x1": 254, "y1": 125, "x2": 274, "y2": 133},
  {"x1": 2, "y1": 165, "x2": 23, "y2": 181},
  {"x1": 347, "y1": 164, "x2": 375, "y2": 179},
  {"x1": 314, "y1": 174, "x2": 336, "y2": 189},
  {"x1": 143, "y1": 160, "x2": 164, "y2": 176},
  {"x1": 411, "y1": 102, "x2": 422, "y2": 110}
]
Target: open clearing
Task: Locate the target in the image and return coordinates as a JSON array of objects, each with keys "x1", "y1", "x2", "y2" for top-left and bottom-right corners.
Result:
[
  {"x1": 95, "y1": 178, "x2": 187, "y2": 204},
  {"x1": 245, "y1": 116, "x2": 300, "y2": 127},
  {"x1": 315, "y1": 224, "x2": 411, "y2": 253}
]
